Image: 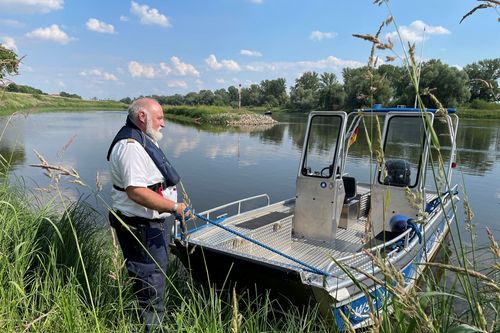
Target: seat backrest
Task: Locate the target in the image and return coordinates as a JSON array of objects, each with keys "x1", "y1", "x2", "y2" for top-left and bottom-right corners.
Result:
[{"x1": 342, "y1": 176, "x2": 357, "y2": 202}]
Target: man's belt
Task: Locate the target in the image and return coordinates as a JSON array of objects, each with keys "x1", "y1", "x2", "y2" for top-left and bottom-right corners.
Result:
[
  {"x1": 112, "y1": 181, "x2": 168, "y2": 193},
  {"x1": 109, "y1": 210, "x2": 165, "y2": 229}
]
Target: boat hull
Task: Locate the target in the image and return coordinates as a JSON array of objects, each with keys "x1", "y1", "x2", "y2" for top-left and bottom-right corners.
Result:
[{"x1": 171, "y1": 239, "x2": 316, "y2": 306}]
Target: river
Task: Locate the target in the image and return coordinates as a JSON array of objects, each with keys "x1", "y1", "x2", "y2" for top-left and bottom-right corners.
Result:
[{"x1": 1, "y1": 111, "x2": 499, "y2": 246}]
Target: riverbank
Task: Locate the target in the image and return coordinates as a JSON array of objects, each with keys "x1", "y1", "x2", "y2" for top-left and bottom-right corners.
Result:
[
  {"x1": 162, "y1": 105, "x2": 278, "y2": 126},
  {"x1": 0, "y1": 91, "x2": 127, "y2": 115}
]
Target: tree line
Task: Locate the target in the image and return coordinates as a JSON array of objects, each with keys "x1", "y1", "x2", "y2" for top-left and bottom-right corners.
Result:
[{"x1": 122, "y1": 58, "x2": 500, "y2": 111}]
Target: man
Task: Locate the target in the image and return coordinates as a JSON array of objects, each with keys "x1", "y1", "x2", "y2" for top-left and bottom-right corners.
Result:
[{"x1": 107, "y1": 98, "x2": 189, "y2": 331}]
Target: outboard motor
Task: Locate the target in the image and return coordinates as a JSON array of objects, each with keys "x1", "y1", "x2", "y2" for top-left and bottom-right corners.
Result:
[{"x1": 384, "y1": 159, "x2": 411, "y2": 186}]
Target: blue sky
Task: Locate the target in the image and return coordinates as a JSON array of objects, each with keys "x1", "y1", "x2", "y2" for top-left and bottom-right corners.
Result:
[{"x1": 1, "y1": 0, "x2": 499, "y2": 100}]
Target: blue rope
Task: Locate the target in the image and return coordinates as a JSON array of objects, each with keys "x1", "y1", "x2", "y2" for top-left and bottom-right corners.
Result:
[
  {"x1": 194, "y1": 213, "x2": 331, "y2": 276},
  {"x1": 425, "y1": 189, "x2": 459, "y2": 214},
  {"x1": 407, "y1": 220, "x2": 422, "y2": 244}
]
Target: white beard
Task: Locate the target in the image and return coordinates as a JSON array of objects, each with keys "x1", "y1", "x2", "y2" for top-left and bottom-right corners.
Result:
[{"x1": 145, "y1": 114, "x2": 163, "y2": 142}]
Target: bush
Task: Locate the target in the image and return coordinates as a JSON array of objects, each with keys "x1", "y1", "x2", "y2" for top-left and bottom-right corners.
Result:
[{"x1": 470, "y1": 99, "x2": 500, "y2": 110}]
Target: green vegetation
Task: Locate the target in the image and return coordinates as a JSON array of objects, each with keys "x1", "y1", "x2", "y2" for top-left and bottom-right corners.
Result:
[{"x1": 0, "y1": 91, "x2": 126, "y2": 115}]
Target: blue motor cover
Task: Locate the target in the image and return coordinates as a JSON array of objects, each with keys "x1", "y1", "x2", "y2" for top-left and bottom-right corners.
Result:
[
  {"x1": 389, "y1": 214, "x2": 422, "y2": 243},
  {"x1": 389, "y1": 214, "x2": 410, "y2": 234}
]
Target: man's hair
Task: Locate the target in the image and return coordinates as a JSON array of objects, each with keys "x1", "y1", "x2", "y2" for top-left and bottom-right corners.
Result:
[{"x1": 128, "y1": 99, "x2": 146, "y2": 122}]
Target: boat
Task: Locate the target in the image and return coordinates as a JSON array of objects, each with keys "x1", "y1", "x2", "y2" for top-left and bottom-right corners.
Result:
[
  {"x1": 170, "y1": 106, "x2": 460, "y2": 329},
  {"x1": 264, "y1": 110, "x2": 272, "y2": 115}
]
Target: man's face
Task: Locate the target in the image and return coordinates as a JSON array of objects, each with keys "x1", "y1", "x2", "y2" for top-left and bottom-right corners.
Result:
[{"x1": 143, "y1": 103, "x2": 165, "y2": 141}]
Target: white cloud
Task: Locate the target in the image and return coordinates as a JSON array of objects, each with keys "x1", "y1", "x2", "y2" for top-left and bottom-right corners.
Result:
[
  {"x1": 1, "y1": 36, "x2": 17, "y2": 52},
  {"x1": 57, "y1": 79, "x2": 65, "y2": 87},
  {"x1": 240, "y1": 49, "x2": 262, "y2": 57},
  {"x1": 249, "y1": 0, "x2": 263, "y2": 4},
  {"x1": 309, "y1": 30, "x2": 337, "y2": 41},
  {"x1": 385, "y1": 20, "x2": 451, "y2": 44},
  {"x1": 120, "y1": 15, "x2": 129, "y2": 22},
  {"x1": 26, "y1": 24, "x2": 73, "y2": 44},
  {"x1": 86, "y1": 18, "x2": 115, "y2": 34},
  {"x1": 243, "y1": 55, "x2": 363, "y2": 73},
  {"x1": 205, "y1": 54, "x2": 241, "y2": 71},
  {"x1": 0, "y1": 0, "x2": 63, "y2": 13},
  {"x1": 80, "y1": 69, "x2": 118, "y2": 81},
  {"x1": 216, "y1": 78, "x2": 225, "y2": 84},
  {"x1": 130, "y1": 1, "x2": 170, "y2": 27},
  {"x1": 128, "y1": 61, "x2": 156, "y2": 78},
  {"x1": 159, "y1": 62, "x2": 172, "y2": 75},
  {"x1": 167, "y1": 80, "x2": 187, "y2": 89},
  {"x1": 171, "y1": 56, "x2": 199, "y2": 76},
  {"x1": 0, "y1": 19, "x2": 24, "y2": 28}
]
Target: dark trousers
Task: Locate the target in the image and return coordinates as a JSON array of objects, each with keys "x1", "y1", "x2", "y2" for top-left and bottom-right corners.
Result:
[{"x1": 109, "y1": 212, "x2": 169, "y2": 332}]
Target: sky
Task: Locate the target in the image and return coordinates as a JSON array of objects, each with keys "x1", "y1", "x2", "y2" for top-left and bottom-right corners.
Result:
[{"x1": 0, "y1": 0, "x2": 499, "y2": 100}]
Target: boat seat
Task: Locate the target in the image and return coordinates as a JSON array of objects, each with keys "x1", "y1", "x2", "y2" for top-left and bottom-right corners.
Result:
[
  {"x1": 383, "y1": 159, "x2": 411, "y2": 187},
  {"x1": 342, "y1": 176, "x2": 357, "y2": 203}
]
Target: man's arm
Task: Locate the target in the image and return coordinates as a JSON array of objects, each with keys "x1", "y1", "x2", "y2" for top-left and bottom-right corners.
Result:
[{"x1": 126, "y1": 186, "x2": 188, "y2": 216}]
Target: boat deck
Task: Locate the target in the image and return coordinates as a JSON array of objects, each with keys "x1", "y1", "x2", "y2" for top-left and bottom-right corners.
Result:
[{"x1": 187, "y1": 186, "x2": 439, "y2": 277}]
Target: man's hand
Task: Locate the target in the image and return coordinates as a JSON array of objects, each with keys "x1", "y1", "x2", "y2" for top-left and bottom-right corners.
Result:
[{"x1": 175, "y1": 202, "x2": 191, "y2": 220}]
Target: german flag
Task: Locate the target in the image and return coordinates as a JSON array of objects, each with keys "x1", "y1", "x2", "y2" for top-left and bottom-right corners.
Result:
[{"x1": 348, "y1": 127, "x2": 358, "y2": 147}]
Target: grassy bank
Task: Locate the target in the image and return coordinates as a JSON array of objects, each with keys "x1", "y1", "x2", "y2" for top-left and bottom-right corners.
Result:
[
  {"x1": 0, "y1": 91, "x2": 127, "y2": 115},
  {"x1": 457, "y1": 108, "x2": 500, "y2": 119}
]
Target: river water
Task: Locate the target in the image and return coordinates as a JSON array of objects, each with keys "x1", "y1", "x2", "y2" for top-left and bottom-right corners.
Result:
[{"x1": 1, "y1": 111, "x2": 499, "y2": 245}]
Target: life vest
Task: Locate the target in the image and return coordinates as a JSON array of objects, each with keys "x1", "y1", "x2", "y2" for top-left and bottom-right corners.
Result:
[{"x1": 107, "y1": 116, "x2": 180, "y2": 188}]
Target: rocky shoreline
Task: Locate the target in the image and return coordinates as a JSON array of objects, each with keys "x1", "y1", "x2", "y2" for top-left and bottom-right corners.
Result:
[{"x1": 208, "y1": 112, "x2": 278, "y2": 126}]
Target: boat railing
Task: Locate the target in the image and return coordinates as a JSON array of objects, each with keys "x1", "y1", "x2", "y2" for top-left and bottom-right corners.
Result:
[
  {"x1": 198, "y1": 194, "x2": 271, "y2": 220},
  {"x1": 173, "y1": 194, "x2": 271, "y2": 240},
  {"x1": 325, "y1": 227, "x2": 414, "y2": 274}
]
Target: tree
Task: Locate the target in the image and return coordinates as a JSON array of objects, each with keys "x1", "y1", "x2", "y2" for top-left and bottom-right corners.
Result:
[
  {"x1": 377, "y1": 64, "x2": 410, "y2": 106},
  {"x1": 241, "y1": 84, "x2": 262, "y2": 106},
  {"x1": 289, "y1": 72, "x2": 321, "y2": 111},
  {"x1": 227, "y1": 85, "x2": 239, "y2": 106},
  {"x1": 318, "y1": 72, "x2": 345, "y2": 110},
  {"x1": 6, "y1": 83, "x2": 45, "y2": 95},
  {"x1": 464, "y1": 58, "x2": 500, "y2": 101},
  {"x1": 120, "y1": 97, "x2": 132, "y2": 104},
  {"x1": 198, "y1": 89, "x2": 215, "y2": 105},
  {"x1": 184, "y1": 92, "x2": 199, "y2": 105},
  {"x1": 418, "y1": 59, "x2": 470, "y2": 107},
  {"x1": 260, "y1": 78, "x2": 288, "y2": 107},
  {"x1": 213, "y1": 88, "x2": 230, "y2": 106},
  {"x1": 0, "y1": 45, "x2": 19, "y2": 84},
  {"x1": 343, "y1": 67, "x2": 392, "y2": 109},
  {"x1": 60, "y1": 91, "x2": 82, "y2": 99}
]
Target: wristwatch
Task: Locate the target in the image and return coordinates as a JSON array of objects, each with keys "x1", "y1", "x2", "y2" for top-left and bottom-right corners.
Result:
[{"x1": 172, "y1": 202, "x2": 179, "y2": 213}]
